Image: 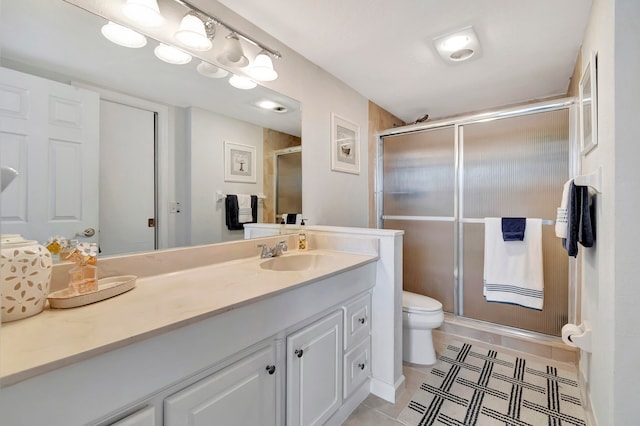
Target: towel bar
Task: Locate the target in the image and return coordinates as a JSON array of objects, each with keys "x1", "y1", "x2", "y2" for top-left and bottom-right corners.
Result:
[
  {"x1": 216, "y1": 191, "x2": 266, "y2": 202},
  {"x1": 573, "y1": 167, "x2": 602, "y2": 193}
]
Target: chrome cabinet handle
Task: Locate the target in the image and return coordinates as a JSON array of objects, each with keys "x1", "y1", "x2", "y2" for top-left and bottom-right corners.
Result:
[
  {"x1": 266, "y1": 365, "x2": 276, "y2": 375},
  {"x1": 294, "y1": 349, "x2": 304, "y2": 358}
]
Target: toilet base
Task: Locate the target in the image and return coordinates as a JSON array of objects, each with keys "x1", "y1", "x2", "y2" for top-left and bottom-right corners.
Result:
[{"x1": 403, "y1": 327, "x2": 437, "y2": 365}]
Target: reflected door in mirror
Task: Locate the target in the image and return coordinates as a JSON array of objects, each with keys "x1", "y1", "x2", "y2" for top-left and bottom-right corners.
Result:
[{"x1": 0, "y1": 67, "x2": 99, "y2": 246}]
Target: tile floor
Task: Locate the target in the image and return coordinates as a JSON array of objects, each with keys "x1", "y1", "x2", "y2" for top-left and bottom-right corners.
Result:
[{"x1": 342, "y1": 336, "x2": 581, "y2": 426}]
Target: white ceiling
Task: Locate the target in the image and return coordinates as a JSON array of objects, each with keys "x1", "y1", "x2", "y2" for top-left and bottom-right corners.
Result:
[{"x1": 218, "y1": 0, "x2": 593, "y2": 123}]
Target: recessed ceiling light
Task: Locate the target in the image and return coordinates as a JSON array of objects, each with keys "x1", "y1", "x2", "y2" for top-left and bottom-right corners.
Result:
[
  {"x1": 257, "y1": 100, "x2": 288, "y2": 113},
  {"x1": 441, "y1": 35, "x2": 470, "y2": 52},
  {"x1": 433, "y1": 26, "x2": 481, "y2": 64}
]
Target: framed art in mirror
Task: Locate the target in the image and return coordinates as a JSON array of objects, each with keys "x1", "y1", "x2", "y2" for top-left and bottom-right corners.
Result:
[
  {"x1": 224, "y1": 141, "x2": 257, "y2": 183},
  {"x1": 579, "y1": 51, "x2": 598, "y2": 155},
  {"x1": 330, "y1": 113, "x2": 360, "y2": 174}
]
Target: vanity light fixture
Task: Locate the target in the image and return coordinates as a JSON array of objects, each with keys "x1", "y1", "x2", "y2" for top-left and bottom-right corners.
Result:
[
  {"x1": 123, "y1": 0, "x2": 164, "y2": 28},
  {"x1": 249, "y1": 50, "x2": 278, "y2": 81},
  {"x1": 154, "y1": 43, "x2": 192, "y2": 64},
  {"x1": 175, "y1": 13, "x2": 212, "y2": 51},
  {"x1": 433, "y1": 26, "x2": 481, "y2": 63},
  {"x1": 218, "y1": 33, "x2": 249, "y2": 67},
  {"x1": 196, "y1": 61, "x2": 229, "y2": 78},
  {"x1": 101, "y1": 21, "x2": 147, "y2": 48},
  {"x1": 228, "y1": 74, "x2": 256, "y2": 90}
]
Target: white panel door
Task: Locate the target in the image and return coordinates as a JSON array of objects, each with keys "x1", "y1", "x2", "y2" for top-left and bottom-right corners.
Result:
[
  {"x1": 0, "y1": 67, "x2": 99, "y2": 245},
  {"x1": 164, "y1": 344, "x2": 277, "y2": 426},
  {"x1": 287, "y1": 310, "x2": 343, "y2": 426},
  {"x1": 98, "y1": 100, "x2": 155, "y2": 256}
]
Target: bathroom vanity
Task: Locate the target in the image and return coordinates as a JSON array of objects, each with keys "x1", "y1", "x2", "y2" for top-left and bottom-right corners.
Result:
[{"x1": 0, "y1": 228, "x2": 403, "y2": 426}]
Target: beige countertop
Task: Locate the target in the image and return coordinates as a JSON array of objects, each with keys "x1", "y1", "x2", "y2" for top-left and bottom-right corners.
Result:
[{"x1": 0, "y1": 249, "x2": 377, "y2": 386}]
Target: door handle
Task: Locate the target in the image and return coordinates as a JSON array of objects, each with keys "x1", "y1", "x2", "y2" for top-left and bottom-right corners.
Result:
[{"x1": 76, "y1": 228, "x2": 95, "y2": 237}]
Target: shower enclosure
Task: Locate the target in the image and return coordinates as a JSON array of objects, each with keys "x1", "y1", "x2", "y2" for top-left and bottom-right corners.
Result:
[{"x1": 378, "y1": 100, "x2": 575, "y2": 336}]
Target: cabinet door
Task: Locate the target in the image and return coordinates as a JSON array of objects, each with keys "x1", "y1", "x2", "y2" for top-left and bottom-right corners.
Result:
[
  {"x1": 287, "y1": 310, "x2": 343, "y2": 426},
  {"x1": 164, "y1": 344, "x2": 277, "y2": 426},
  {"x1": 110, "y1": 406, "x2": 155, "y2": 426}
]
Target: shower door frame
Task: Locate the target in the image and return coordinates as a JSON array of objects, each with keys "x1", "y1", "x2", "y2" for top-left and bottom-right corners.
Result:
[{"x1": 376, "y1": 97, "x2": 580, "y2": 335}]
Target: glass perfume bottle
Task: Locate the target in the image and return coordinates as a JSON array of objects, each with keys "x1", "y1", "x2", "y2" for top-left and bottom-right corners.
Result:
[{"x1": 67, "y1": 242, "x2": 98, "y2": 294}]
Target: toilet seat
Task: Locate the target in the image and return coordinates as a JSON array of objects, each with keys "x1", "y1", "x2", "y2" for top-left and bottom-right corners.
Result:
[{"x1": 402, "y1": 290, "x2": 442, "y2": 313}]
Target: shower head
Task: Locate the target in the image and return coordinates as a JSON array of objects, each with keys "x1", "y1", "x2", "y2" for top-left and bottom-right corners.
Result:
[
  {"x1": 412, "y1": 113, "x2": 429, "y2": 125},
  {"x1": 1, "y1": 166, "x2": 19, "y2": 192}
]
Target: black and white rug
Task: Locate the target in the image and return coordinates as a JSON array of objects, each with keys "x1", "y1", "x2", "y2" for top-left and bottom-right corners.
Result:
[{"x1": 398, "y1": 342, "x2": 587, "y2": 426}]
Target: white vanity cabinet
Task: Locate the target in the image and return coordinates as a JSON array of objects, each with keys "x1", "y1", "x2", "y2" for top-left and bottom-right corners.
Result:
[
  {"x1": 287, "y1": 310, "x2": 344, "y2": 426},
  {"x1": 164, "y1": 343, "x2": 278, "y2": 426}
]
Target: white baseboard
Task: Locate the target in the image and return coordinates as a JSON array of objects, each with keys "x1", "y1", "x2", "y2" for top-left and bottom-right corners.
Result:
[{"x1": 370, "y1": 374, "x2": 405, "y2": 404}]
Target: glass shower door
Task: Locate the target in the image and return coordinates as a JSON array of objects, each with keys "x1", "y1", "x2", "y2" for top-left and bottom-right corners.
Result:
[{"x1": 460, "y1": 109, "x2": 570, "y2": 335}]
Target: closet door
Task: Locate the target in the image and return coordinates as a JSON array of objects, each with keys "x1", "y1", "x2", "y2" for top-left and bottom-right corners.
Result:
[
  {"x1": 460, "y1": 109, "x2": 569, "y2": 335},
  {"x1": 381, "y1": 126, "x2": 456, "y2": 312}
]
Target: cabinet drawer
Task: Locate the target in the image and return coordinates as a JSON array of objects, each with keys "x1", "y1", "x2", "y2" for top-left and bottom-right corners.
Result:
[
  {"x1": 343, "y1": 293, "x2": 371, "y2": 350},
  {"x1": 343, "y1": 336, "x2": 371, "y2": 398}
]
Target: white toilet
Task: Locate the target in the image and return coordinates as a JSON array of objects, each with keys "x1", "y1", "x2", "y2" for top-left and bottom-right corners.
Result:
[{"x1": 402, "y1": 290, "x2": 444, "y2": 365}]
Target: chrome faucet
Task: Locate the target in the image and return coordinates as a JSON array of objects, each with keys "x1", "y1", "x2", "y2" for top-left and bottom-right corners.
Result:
[{"x1": 257, "y1": 241, "x2": 288, "y2": 258}]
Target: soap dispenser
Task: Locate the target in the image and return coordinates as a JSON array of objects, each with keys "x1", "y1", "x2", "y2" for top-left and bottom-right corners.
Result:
[{"x1": 298, "y1": 218, "x2": 308, "y2": 250}]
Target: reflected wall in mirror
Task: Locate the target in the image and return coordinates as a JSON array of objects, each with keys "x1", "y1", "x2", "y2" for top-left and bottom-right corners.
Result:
[{"x1": 0, "y1": 0, "x2": 302, "y2": 258}]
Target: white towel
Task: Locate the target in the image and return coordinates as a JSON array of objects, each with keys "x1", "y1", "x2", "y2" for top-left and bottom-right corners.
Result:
[
  {"x1": 237, "y1": 194, "x2": 252, "y2": 223},
  {"x1": 483, "y1": 218, "x2": 544, "y2": 310},
  {"x1": 555, "y1": 179, "x2": 572, "y2": 238}
]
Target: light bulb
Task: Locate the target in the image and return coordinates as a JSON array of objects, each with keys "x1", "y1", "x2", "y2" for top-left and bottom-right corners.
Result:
[
  {"x1": 229, "y1": 75, "x2": 256, "y2": 90},
  {"x1": 154, "y1": 43, "x2": 192, "y2": 65},
  {"x1": 101, "y1": 22, "x2": 147, "y2": 48}
]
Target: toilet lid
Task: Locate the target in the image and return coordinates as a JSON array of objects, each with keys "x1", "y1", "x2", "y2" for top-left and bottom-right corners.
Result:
[{"x1": 402, "y1": 291, "x2": 443, "y2": 312}]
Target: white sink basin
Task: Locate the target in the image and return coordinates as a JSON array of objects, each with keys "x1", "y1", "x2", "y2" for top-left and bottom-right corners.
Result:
[{"x1": 259, "y1": 254, "x2": 334, "y2": 271}]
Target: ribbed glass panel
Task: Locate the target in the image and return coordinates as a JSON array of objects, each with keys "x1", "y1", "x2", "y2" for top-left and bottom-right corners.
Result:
[
  {"x1": 461, "y1": 110, "x2": 569, "y2": 335},
  {"x1": 382, "y1": 127, "x2": 455, "y2": 216},
  {"x1": 462, "y1": 110, "x2": 569, "y2": 218},
  {"x1": 384, "y1": 220, "x2": 455, "y2": 312}
]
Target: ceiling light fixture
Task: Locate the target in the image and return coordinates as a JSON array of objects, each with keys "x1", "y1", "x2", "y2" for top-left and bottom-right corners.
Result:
[
  {"x1": 122, "y1": 0, "x2": 164, "y2": 28},
  {"x1": 229, "y1": 74, "x2": 256, "y2": 90},
  {"x1": 433, "y1": 26, "x2": 481, "y2": 63},
  {"x1": 154, "y1": 43, "x2": 192, "y2": 64},
  {"x1": 175, "y1": 13, "x2": 212, "y2": 51},
  {"x1": 196, "y1": 61, "x2": 229, "y2": 78},
  {"x1": 249, "y1": 50, "x2": 278, "y2": 81},
  {"x1": 101, "y1": 21, "x2": 147, "y2": 48}
]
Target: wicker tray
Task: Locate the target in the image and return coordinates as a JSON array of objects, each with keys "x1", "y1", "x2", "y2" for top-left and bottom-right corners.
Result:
[{"x1": 47, "y1": 275, "x2": 136, "y2": 309}]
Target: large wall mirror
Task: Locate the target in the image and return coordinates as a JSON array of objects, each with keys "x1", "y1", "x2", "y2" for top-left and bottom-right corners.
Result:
[{"x1": 0, "y1": 0, "x2": 302, "y2": 258}]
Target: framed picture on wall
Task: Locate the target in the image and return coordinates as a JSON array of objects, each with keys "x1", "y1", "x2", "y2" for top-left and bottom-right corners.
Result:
[
  {"x1": 330, "y1": 113, "x2": 360, "y2": 174},
  {"x1": 579, "y1": 51, "x2": 598, "y2": 155},
  {"x1": 224, "y1": 141, "x2": 256, "y2": 183}
]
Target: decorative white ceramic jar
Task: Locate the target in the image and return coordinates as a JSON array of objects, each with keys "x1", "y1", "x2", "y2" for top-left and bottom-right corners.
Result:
[{"x1": 1, "y1": 234, "x2": 53, "y2": 322}]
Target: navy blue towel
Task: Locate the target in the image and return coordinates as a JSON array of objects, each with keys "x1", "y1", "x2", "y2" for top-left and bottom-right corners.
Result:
[
  {"x1": 501, "y1": 217, "x2": 526, "y2": 241},
  {"x1": 563, "y1": 182, "x2": 595, "y2": 257}
]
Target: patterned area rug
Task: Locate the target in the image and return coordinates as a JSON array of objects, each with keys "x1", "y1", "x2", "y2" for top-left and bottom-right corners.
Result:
[{"x1": 398, "y1": 342, "x2": 587, "y2": 426}]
